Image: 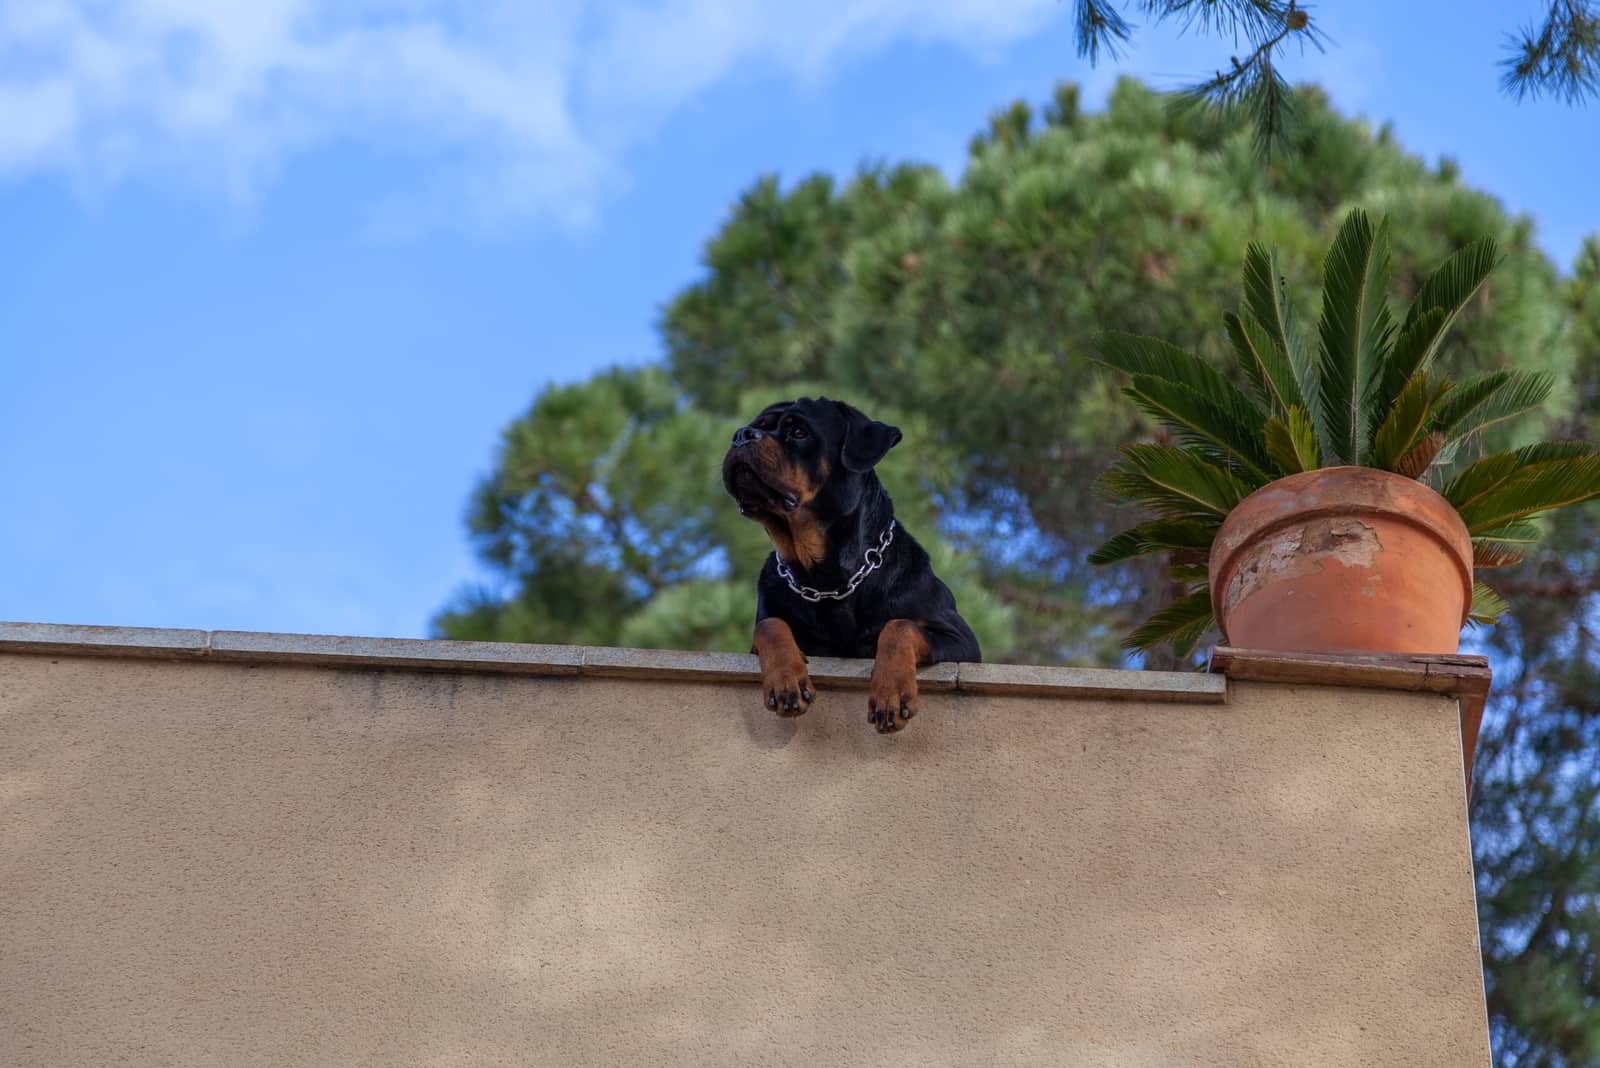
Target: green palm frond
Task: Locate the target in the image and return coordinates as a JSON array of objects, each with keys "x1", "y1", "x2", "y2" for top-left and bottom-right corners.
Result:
[
  {"x1": 1467, "y1": 581, "x2": 1511, "y2": 627},
  {"x1": 1225, "y1": 310, "x2": 1307, "y2": 418},
  {"x1": 1456, "y1": 371, "x2": 1555, "y2": 439},
  {"x1": 1471, "y1": 519, "x2": 1545, "y2": 569},
  {"x1": 1087, "y1": 517, "x2": 1220, "y2": 565},
  {"x1": 1440, "y1": 441, "x2": 1591, "y2": 513},
  {"x1": 1123, "y1": 587, "x2": 1215, "y2": 657},
  {"x1": 1241, "y1": 242, "x2": 1318, "y2": 417},
  {"x1": 1262, "y1": 417, "x2": 1298, "y2": 474},
  {"x1": 1473, "y1": 542, "x2": 1525, "y2": 569},
  {"x1": 1099, "y1": 444, "x2": 1254, "y2": 520},
  {"x1": 1094, "y1": 331, "x2": 1216, "y2": 386},
  {"x1": 1457, "y1": 456, "x2": 1600, "y2": 533},
  {"x1": 1316, "y1": 210, "x2": 1397, "y2": 463},
  {"x1": 1365, "y1": 373, "x2": 1437, "y2": 470},
  {"x1": 1262, "y1": 404, "x2": 1322, "y2": 474},
  {"x1": 1430, "y1": 370, "x2": 1555, "y2": 443},
  {"x1": 1121, "y1": 375, "x2": 1275, "y2": 481},
  {"x1": 1095, "y1": 332, "x2": 1261, "y2": 414},
  {"x1": 1242, "y1": 244, "x2": 1294, "y2": 356},
  {"x1": 1428, "y1": 371, "x2": 1509, "y2": 437},
  {"x1": 1377, "y1": 236, "x2": 1500, "y2": 405},
  {"x1": 1086, "y1": 528, "x2": 1148, "y2": 567},
  {"x1": 1472, "y1": 518, "x2": 1546, "y2": 544},
  {"x1": 1401, "y1": 237, "x2": 1500, "y2": 331},
  {"x1": 1445, "y1": 444, "x2": 1600, "y2": 533},
  {"x1": 1438, "y1": 451, "x2": 1522, "y2": 514},
  {"x1": 1377, "y1": 308, "x2": 1446, "y2": 412}
]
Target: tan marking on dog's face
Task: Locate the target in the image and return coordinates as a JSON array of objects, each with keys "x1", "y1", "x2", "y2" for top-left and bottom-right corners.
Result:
[
  {"x1": 748, "y1": 436, "x2": 825, "y2": 508},
  {"x1": 740, "y1": 432, "x2": 829, "y2": 566},
  {"x1": 726, "y1": 405, "x2": 837, "y2": 567}
]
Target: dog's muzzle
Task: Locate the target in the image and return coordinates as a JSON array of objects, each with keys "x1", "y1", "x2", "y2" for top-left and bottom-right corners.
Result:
[{"x1": 724, "y1": 447, "x2": 798, "y2": 514}]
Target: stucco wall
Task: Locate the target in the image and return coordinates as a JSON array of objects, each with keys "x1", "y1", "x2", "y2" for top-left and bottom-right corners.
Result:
[{"x1": 0, "y1": 626, "x2": 1488, "y2": 1066}]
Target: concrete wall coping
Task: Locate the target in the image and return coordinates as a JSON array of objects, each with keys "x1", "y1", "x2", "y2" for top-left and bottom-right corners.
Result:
[{"x1": 0, "y1": 621, "x2": 1227, "y2": 704}]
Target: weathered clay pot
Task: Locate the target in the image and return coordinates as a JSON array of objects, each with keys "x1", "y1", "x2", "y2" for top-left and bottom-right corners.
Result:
[{"x1": 1209, "y1": 467, "x2": 1473, "y2": 654}]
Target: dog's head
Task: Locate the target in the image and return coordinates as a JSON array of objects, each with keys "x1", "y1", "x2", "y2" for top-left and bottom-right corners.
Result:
[{"x1": 722, "y1": 396, "x2": 901, "y2": 527}]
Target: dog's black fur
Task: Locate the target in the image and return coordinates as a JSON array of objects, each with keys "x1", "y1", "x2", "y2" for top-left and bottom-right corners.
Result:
[{"x1": 722, "y1": 396, "x2": 980, "y2": 732}]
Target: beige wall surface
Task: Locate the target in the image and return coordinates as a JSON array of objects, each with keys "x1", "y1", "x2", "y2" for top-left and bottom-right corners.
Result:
[{"x1": 0, "y1": 643, "x2": 1487, "y2": 1066}]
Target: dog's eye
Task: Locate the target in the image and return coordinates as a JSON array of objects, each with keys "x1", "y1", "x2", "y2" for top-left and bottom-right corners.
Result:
[{"x1": 789, "y1": 425, "x2": 808, "y2": 440}]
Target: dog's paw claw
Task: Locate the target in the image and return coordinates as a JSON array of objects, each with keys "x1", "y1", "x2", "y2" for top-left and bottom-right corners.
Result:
[
  {"x1": 763, "y1": 672, "x2": 814, "y2": 717},
  {"x1": 866, "y1": 691, "x2": 918, "y2": 734}
]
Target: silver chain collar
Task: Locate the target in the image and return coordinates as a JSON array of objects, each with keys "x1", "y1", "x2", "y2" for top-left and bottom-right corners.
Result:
[{"x1": 775, "y1": 519, "x2": 896, "y2": 603}]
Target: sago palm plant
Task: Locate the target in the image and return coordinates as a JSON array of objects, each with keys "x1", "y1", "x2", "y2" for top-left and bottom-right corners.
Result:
[{"x1": 1091, "y1": 208, "x2": 1600, "y2": 657}]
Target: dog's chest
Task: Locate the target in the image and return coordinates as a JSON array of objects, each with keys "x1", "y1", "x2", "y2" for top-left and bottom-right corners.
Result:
[{"x1": 783, "y1": 597, "x2": 891, "y2": 659}]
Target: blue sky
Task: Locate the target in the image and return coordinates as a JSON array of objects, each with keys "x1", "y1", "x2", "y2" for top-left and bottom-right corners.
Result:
[{"x1": 3, "y1": 1, "x2": 1598, "y2": 640}]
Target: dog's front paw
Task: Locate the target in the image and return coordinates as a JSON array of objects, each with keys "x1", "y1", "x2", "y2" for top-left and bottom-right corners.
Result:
[
  {"x1": 763, "y1": 660, "x2": 814, "y2": 717},
  {"x1": 867, "y1": 663, "x2": 919, "y2": 733}
]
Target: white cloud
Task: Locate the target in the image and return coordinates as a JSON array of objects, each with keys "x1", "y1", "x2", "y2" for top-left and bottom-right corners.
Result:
[{"x1": 0, "y1": 0, "x2": 1057, "y2": 229}]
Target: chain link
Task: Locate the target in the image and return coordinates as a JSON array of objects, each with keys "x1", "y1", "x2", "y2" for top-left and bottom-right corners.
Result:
[{"x1": 775, "y1": 519, "x2": 896, "y2": 602}]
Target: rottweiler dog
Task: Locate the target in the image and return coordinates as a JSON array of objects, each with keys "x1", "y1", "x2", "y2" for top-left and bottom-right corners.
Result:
[{"x1": 722, "y1": 396, "x2": 981, "y2": 733}]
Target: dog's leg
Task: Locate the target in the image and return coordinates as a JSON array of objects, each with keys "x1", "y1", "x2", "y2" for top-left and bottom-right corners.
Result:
[
  {"x1": 754, "y1": 617, "x2": 814, "y2": 716},
  {"x1": 867, "y1": 619, "x2": 931, "y2": 733}
]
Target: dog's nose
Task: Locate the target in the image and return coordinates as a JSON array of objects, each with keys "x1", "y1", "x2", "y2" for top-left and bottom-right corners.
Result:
[{"x1": 731, "y1": 425, "x2": 766, "y2": 447}]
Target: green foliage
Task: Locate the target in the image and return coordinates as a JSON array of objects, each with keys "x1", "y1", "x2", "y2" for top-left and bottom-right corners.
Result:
[
  {"x1": 1434, "y1": 371, "x2": 1558, "y2": 446},
  {"x1": 437, "y1": 79, "x2": 1597, "y2": 1060},
  {"x1": 1262, "y1": 406, "x2": 1322, "y2": 473},
  {"x1": 1468, "y1": 581, "x2": 1510, "y2": 626},
  {"x1": 1446, "y1": 443, "x2": 1600, "y2": 534},
  {"x1": 1315, "y1": 211, "x2": 1396, "y2": 461},
  {"x1": 1241, "y1": 244, "x2": 1306, "y2": 396},
  {"x1": 1365, "y1": 372, "x2": 1434, "y2": 471},
  {"x1": 1226, "y1": 305, "x2": 1308, "y2": 418},
  {"x1": 619, "y1": 581, "x2": 754, "y2": 652},
  {"x1": 1100, "y1": 443, "x2": 1252, "y2": 520},
  {"x1": 1382, "y1": 237, "x2": 1499, "y2": 403},
  {"x1": 1125, "y1": 587, "x2": 1213, "y2": 660},
  {"x1": 1472, "y1": 506, "x2": 1600, "y2": 1065},
  {"x1": 1086, "y1": 517, "x2": 1216, "y2": 566},
  {"x1": 1468, "y1": 238, "x2": 1600, "y2": 1064},
  {"x1": 1094, "y1": 209, "x2": 1600, "y2": 653}
]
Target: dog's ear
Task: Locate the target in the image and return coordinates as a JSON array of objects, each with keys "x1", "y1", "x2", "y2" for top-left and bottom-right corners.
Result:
[{"x1": 836, "y1": 402, "x2": 902, "y2": 473}]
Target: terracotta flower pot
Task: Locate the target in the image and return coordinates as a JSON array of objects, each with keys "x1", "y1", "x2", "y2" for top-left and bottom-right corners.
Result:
[{"x1": 1209, "y1": 467, "x2": 1474, "y2": 655}]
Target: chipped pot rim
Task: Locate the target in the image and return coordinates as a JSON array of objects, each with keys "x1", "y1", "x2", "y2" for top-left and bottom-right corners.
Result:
[{"x1": 1208, "y1": 467, "x2": 1474, "y2": 633}]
